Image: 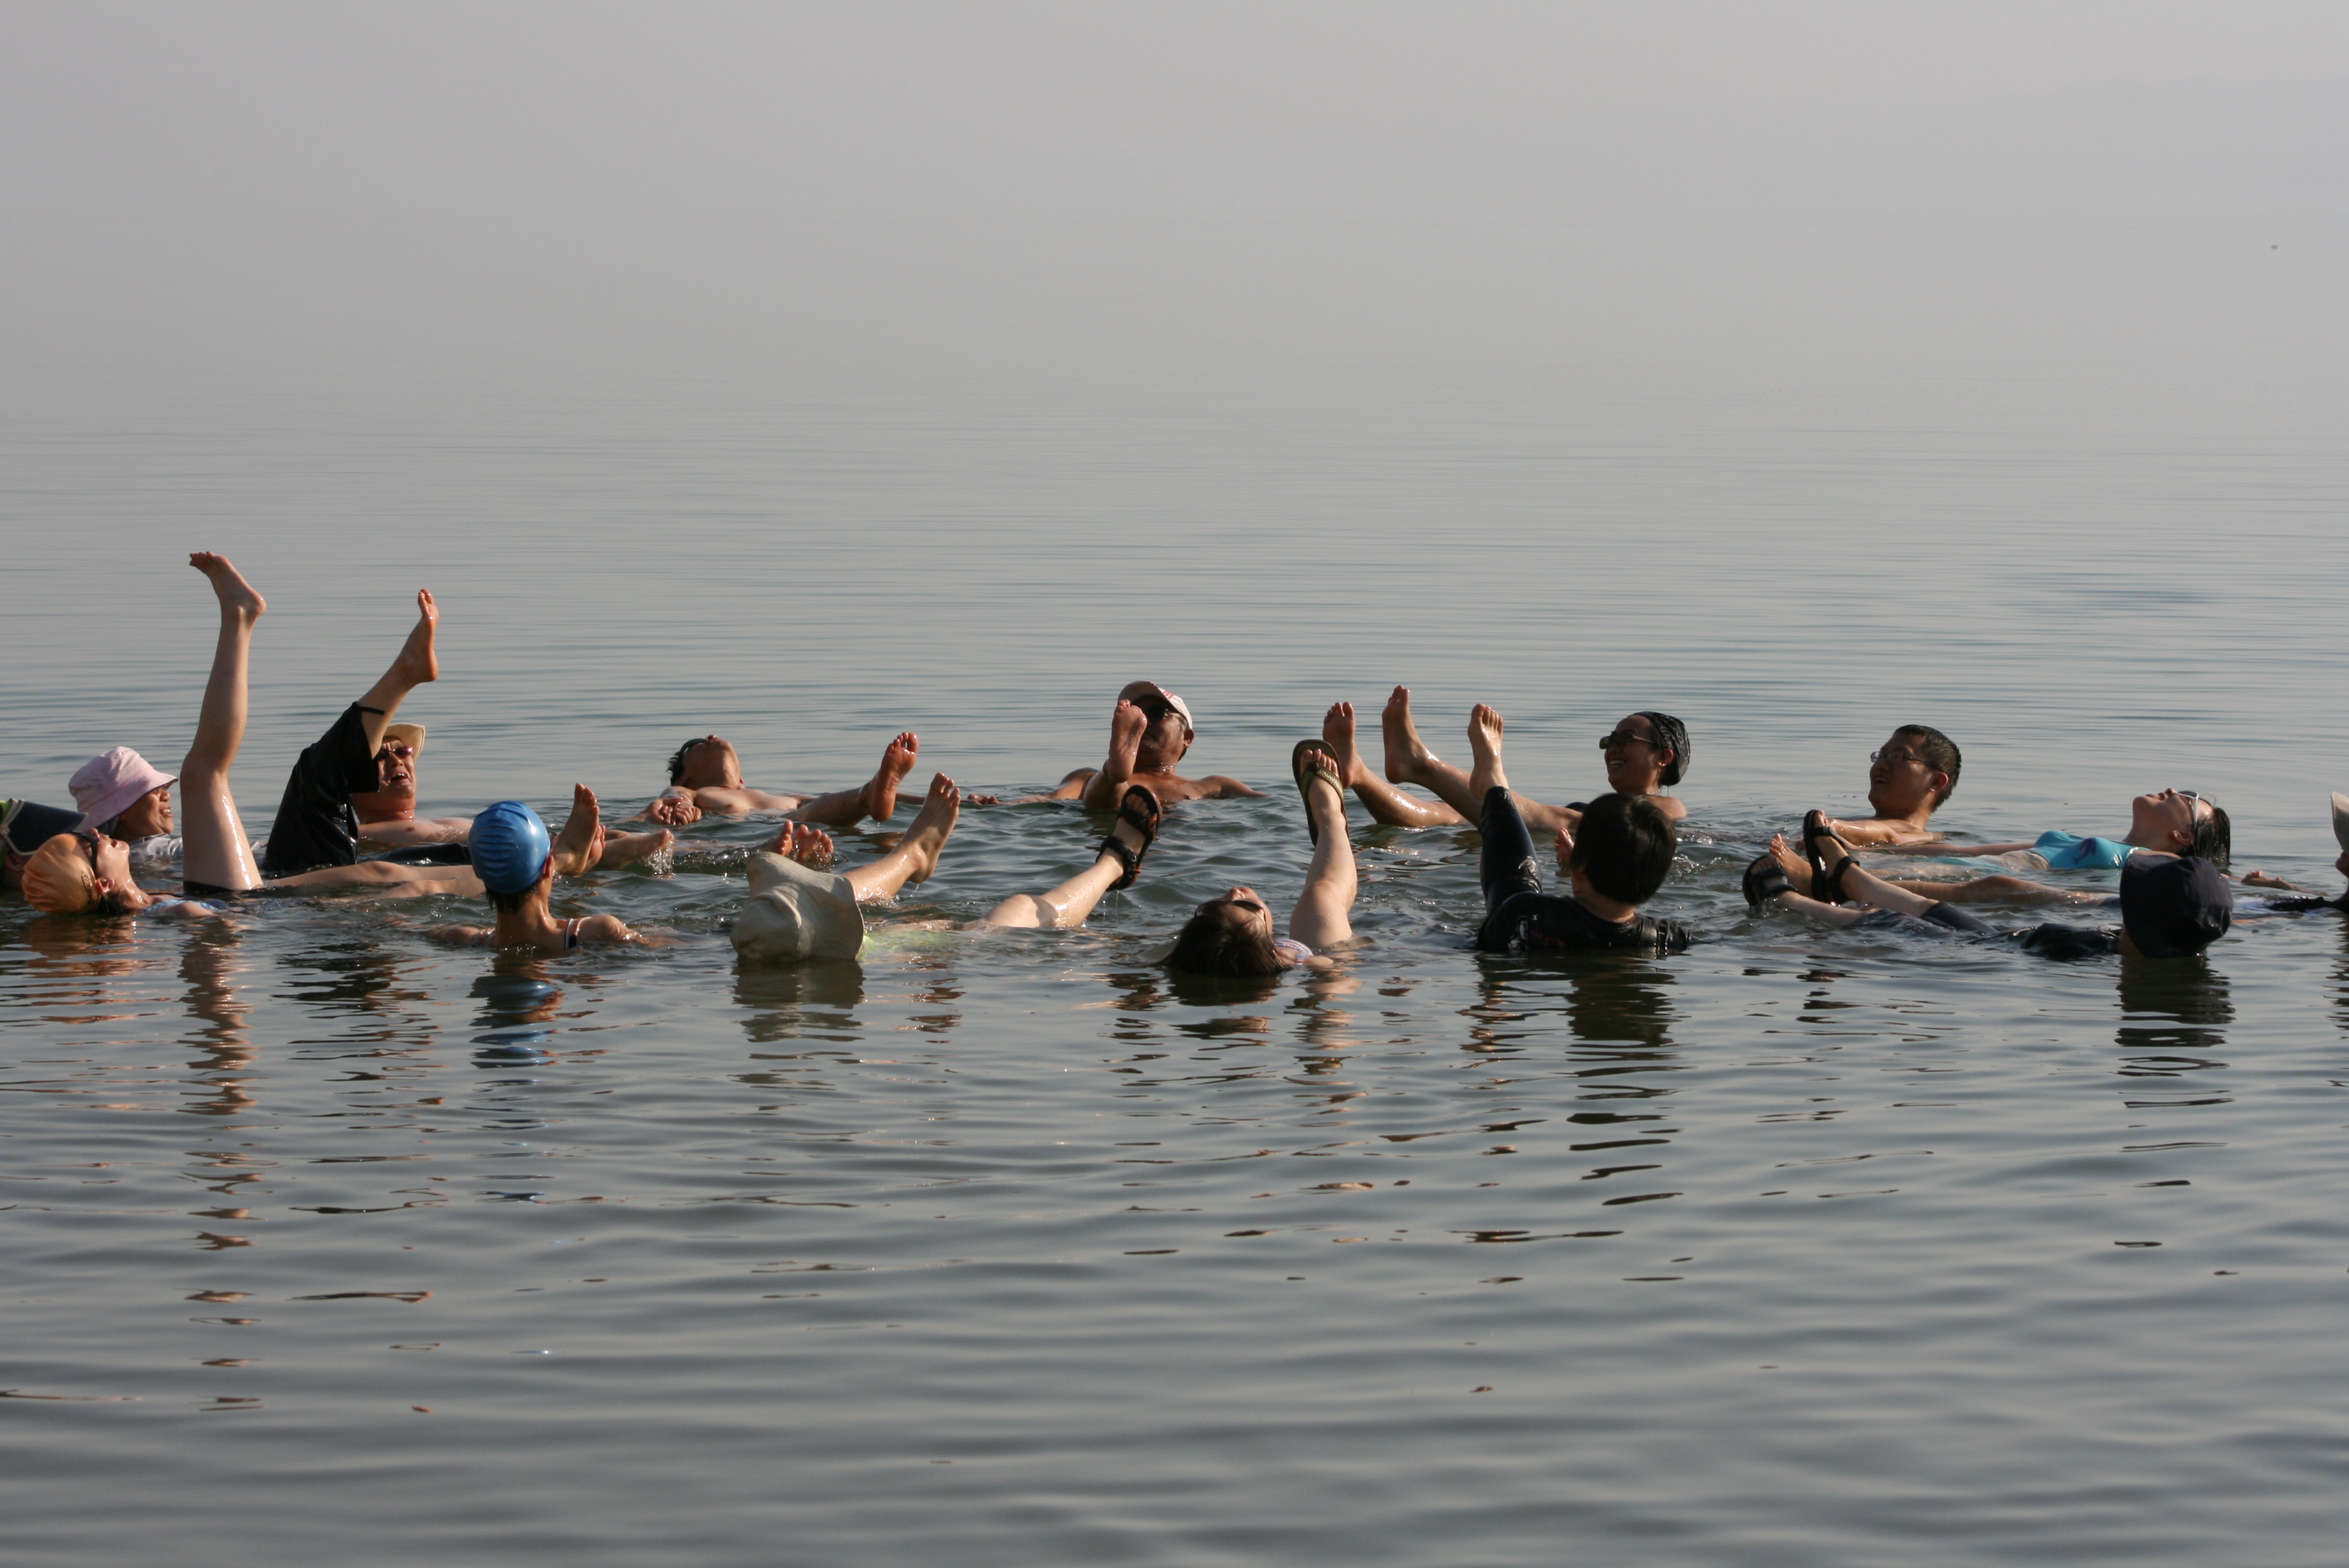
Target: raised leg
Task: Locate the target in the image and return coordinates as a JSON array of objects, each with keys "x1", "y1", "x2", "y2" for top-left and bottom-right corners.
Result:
[
  {"x1": 350, "y1": 590, "x2": 439, "y2": 757},
  {"x1": 1289, "y1": 762, "x2": 1358, "y2": 952},
  {"x1": 1383, "y1": 687, "x2": 1573, "y2": 831},
  {"x1": 842, "y1": 774, "x2": 961, "y2": 902},
  {"x1": 179, "y1": 553, "x2": 266, "y2": 893},
  {"x1": 787, "y1": 731, "x2": 921, "y2": 827},
  {"x1": 1327, "y1": 701, "x2": 1464, "y2": 827},
  {"x1": 1079, "y1": 701, "x2": 1149, "y2": 812},
  {"x1": 549, "y1": 784, "x2": 607, "y2": 877}
]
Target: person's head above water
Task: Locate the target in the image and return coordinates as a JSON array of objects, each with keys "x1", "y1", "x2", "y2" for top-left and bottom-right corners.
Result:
[
  {"x1": 70, "y1": 747, "x2": 175, "y2": 840},
  {"x1": 668, "y1": 734, "x2": 745, "y2": 790},
  {"x1": 2119, "y1": 853, "x2": 2231, "y2": 957},
  {"x1": 1119, "y1": 681, "x2": 1195, "y2": 771},
  {"x1": 1866, "y1": 725, "x2": 1961, "y2": 817},
  {"x1": 350, "y1": 723, "x2": 424, "y2": 817},
  {"x1": 20, "y1": 829, "x2": 151, "y2": 916},
  {"x1": 471, "y1": 801, "x2": 552, "y2": 912},
  {"x1": 1566, "y1": 794, "x2": 1677, "y2": 907},
  {"x1": 1166, "y1": 883, "x2": 1284, "y2": 976},
  {"x1": 1599, "y1": 712, "x2": 1689, "y2": 797},
  {"x1": 2126, "y1": 787, "x2": 2231, "y2": 870}
]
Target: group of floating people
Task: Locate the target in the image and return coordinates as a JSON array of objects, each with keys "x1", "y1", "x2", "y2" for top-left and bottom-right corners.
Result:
[{"x1": 7, "y1": 555, "x2": 2346, "y2": 976}]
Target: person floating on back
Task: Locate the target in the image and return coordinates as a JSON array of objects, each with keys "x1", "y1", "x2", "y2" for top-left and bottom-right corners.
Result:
[{"x1": 1355, "y1": 686, "x2": 1693, "y2": 835}]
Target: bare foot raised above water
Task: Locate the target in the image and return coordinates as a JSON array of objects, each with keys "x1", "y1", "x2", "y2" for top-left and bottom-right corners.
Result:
[
  {"x1": 551, "y1": 783, "x2": 607, "y2": 877},
  {"x1": 765, "y1": 821, "x2": 837, "y2": 867},
  {"x1": 596, "y1": 827, "x2": 673, "y2": 871},
  {"x1": 1321, "y1": 701, "x2": 1366, "y2": 787},
  {"x1": 862, "y1": 732, "x2": 919, "y2": 821},
  {"x1": 1106, "y1": 700, "x2": 1146, "y2": 777},
  {"x1": 392, "y1": 589, "x2": 439, "y2": 686},
  {"x1": 895, "y1": 773, "x2": 963, "y2": 884},
  {"x1": 1466, "y1": 703, "x2": 1508, "y2": 799},
  {"x1": 1382, "y1": 686, "x2": 1441, "y2": 787},
  {"x1": 190, "y1": 551, "x2": 266, "y2": 622},
  {"x1": 1764, "y1": 832, "x2": 1814, "y2": 897}
]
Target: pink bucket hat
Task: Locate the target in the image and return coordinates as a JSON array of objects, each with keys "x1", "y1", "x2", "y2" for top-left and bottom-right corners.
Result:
[{"x1": 69, "y1": 747, "x2": 176, "y2": 832}]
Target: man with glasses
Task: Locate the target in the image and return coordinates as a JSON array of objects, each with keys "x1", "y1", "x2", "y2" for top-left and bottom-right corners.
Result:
[
  {"x1": 1046, "y1": 681, "x2": 1264, "y2": 810},
  {"x1": 1818, "y1": 725, "x2": 1964, "y2": 847}
]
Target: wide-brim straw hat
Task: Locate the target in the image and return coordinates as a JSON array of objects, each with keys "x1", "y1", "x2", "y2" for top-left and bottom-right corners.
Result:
[
  {"x1": 731, "y1": 852, "x2": 865, "y2": 962},
  {"x1": 382, "y1": 723, "x2": 425, "y2": 755}
]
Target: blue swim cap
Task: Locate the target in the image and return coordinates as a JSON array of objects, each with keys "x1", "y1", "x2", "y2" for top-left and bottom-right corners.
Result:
[{"x1": 471, "y1": 801, "x2": 551, "y2": 895}]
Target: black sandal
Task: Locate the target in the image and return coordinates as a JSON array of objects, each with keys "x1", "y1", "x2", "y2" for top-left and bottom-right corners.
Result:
[
  {"x1": 1803, "y1": 810, "x2": 1855, "y2": 904},
  {"x1": 1098, "y1": 784, "x2": 1163, "y2": 891},
  {"x1": 1743, "y1": 852, "x2": 1790, "y2": 912}
]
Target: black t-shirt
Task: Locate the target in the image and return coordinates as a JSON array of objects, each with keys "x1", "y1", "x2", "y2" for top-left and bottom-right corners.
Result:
[
  {"x1": 259, "y1": 703, "x2": 381, "y2": 879},
  {"x1": 1480, "y1": 891, "x2": 1693, "y2": 956}
]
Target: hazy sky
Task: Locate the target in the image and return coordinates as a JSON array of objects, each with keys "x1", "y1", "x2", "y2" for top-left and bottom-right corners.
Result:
[{"x1": 4, "y1": 3, "x2": 2344, "y2": 393}]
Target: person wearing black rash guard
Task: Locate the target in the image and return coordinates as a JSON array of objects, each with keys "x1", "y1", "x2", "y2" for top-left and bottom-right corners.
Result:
[
  {"x1": 1464, "y1": 704, "x2": 1690, "y2": 957},
  {"x1": 260, "y1": 588, "x2": 442, "y2": 878},
  {"x1": 1747, "y1": 812, "x2": 2231, "y2": 960}
]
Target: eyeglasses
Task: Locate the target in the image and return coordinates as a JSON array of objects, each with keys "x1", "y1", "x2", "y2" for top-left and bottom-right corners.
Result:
[
  {"x1": 1870, "y1": 749, "x2": 1929, "y2": 766},
  {"x1": 1598, "y1": 731, "x2": 1654, "y2": 751}
]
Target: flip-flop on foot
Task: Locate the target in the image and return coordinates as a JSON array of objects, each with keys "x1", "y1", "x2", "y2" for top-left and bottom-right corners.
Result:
[
  {"x1": 1099, "y1": 784, "x2": 1163, "y2": 892},
  {"x1": 1292, "y1": 739, "x2": 1344, "y2": 845}
]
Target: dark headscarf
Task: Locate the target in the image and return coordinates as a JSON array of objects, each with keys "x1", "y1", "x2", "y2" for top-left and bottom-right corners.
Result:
[{"x1": 1635, "y1": 712, "x2": 1689, "y2": 788}]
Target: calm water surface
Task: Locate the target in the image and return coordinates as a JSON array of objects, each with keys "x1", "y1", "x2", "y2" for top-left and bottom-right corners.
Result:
[{"x1": 5, "y1": 337, "x2": 2349, "y2": 1564}]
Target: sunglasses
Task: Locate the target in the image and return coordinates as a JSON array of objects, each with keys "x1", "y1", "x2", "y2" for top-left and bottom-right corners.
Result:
[
  {"x1": 1870, "y1": 749, "x2": 1929, "y2": 766},
  {"x1": 73, "y1": 828, "x2": 103, "y2": 873},
  {"x1": 1598, "y1": 731, "x2": 1654, "y2": 751},
  {"x1": 1136, "y1": 700, "x2": 1185, "y2": 726},
  {"x1": 2173, "y1": 789, "x2": 2210, "y2": 820}
]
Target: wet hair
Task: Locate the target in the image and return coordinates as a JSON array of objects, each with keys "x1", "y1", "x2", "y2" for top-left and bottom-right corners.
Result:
[
  {"x1": 1165, "y1": 902, "x2": 1287, "y2": 976},
  {"x1": 666, "y1": 737, "x2": 718, "y2": 785},
  {"x1": 1570, "y1": 793, "x2": 1677, "y2": 906},
  {"x1": 489, "y1": 886, "x2": 538, "y2": 917},
  {"x1": 1892, "y1": 725, "x2": 1962, "y2": 807},
  {"x1": 2191, "y1": 802, "x2": 2231, "y2": 870},
  {"x1": 1633, "y1": 712, "x2": 1690, "y2": 787}
]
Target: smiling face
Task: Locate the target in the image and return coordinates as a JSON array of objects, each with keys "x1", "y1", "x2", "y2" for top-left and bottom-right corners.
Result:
[
  {"x1": 109, "y1": 784, "x2": 174, "y2": 839},
  {"x1": 1600, "y1": 714, "x2": 1668, "y2": 796}
]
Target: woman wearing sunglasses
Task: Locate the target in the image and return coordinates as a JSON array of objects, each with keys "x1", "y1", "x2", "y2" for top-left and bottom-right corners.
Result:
[
  {"x1": 20, "y1": 555, "x2": 486, "y2": 918},
  {"x1": 1328, "y1": 686, "x2": 1689, "y2": 837}
]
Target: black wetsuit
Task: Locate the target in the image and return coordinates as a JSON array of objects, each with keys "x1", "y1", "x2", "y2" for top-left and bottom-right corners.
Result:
[
  {"x1": 259, "y1": 703, "x2": 383, "y2": 879},
  {"x1": 1473, "y1": 787, "x2": 1690, "y2": 956},
  {"x1": 1854, "y1": 902, "x2": 2121, "y2": 958}
]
